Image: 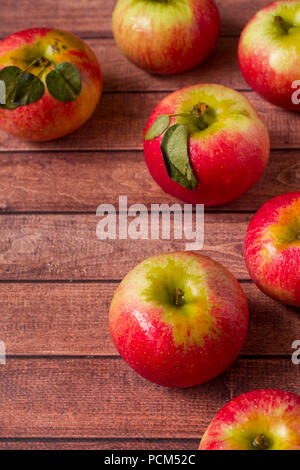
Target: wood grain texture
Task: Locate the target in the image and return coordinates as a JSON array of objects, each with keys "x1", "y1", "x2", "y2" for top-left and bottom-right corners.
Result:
[
  {"x1": 0, "y1": 357, "x2": 297, "y2": 438},
  {"x1": 0, "y1": 282, "x2": 298, "y2": 356},
  {"x1": 98, "y1": 37, "x2": 246, "y2": 92},
  {"x1": 0, "y1": 150, "x2": 298, "y2": 213},
  {"x1": 0, "y1": 439, "x2": 198, "y2": 450},
  {"x1": 0, "y1": 213, "x2": 250, "y2": 280},
  {"x1": 0, "y1": 92, "x2": 297, "y2": 151},
  {"x1": 0, "y1": 0, "x2": 298, "y2": 450},
  {"x1": 0, "y1": 0, "x2": 270, "y2": 38}
]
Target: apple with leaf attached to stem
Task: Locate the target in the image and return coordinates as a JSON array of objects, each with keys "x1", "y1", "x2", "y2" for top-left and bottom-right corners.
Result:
[
  {"x1": 0, "y1": 28, "x2": 102, "y2": 141},
  {"x1": 144, "y1": 84, "x2": 270, "y2": 206}
]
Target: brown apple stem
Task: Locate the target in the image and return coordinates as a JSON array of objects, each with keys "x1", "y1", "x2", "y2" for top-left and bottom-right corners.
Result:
[
  {"x1": 296, "y1": 232, "x2": 300, "y2": 240},
  {"x1": 191, "y1": 102, "x2": 211, "y2": 131},
  {"x1": 175, "y1": 289, "x2": 185, "y2": 307},
  {"x1": 253, "y1": 434, "x2": 268, "y2": 450},
  {"x1": 24, "y1": 57, "x2": 51, "y2": 75},
  {"x1": 274, "y1": 15, "x2": 291, "y2": 34}
]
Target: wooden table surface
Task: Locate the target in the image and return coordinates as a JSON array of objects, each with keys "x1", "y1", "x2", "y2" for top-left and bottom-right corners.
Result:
[{"x1": 0, "y1": 0, "x2": 299, "y2": 450}]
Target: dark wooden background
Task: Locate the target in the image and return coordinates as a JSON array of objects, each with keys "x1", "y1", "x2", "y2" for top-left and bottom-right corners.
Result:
[{"x1": 0, "y1": 0, "x2": 299, "y2": 450}]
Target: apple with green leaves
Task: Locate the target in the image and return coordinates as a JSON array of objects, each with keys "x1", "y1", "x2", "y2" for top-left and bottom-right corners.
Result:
[
  {"x1": 239, "y1": 1, "x2": 300, "y2": 110},
  {"x1": 109, "y1": 251, "x2": 249, "y2": 388},
  {"x1": 244, "y1": 191, "x2": 300, "y2": 307},
  {"x1": 0, "y1": 28, "x2": 102, "y2": 141},
  {"x1": 199, "y1": 389, "x2": 300, "y2": 450},
  {"x1": 112, "y1": 0, "x2": 221, "y2": 75},
  {"x1": 144, "y1": 84, "x2": 270, "y2": 206}
]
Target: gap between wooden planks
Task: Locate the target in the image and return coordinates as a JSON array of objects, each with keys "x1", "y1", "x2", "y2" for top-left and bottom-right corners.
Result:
[
  {"x1": 0, "y1": 149, "x2": 297, "y2": 212},
  {"x1": 0, "y1": 212, "x2": 252, "y2": 280},
  {"x1": 0, "y1": 91, "x2": 297, "y2": 151},
  {"x1": 0, "y1": 357, "x2": 297, "y2": 438},
  {"x1": 0, "y1": 281, "x2": 298, "y2": 356},
  {"x1": 0, "y1": 439, "x2": 199, "y2": 450},
  {"x1": 0, "y1": 0, "x2": 271, "y2": 39}
]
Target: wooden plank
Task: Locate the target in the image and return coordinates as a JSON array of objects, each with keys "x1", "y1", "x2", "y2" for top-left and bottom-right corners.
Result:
[
  {"x1": 0, "y1": 92, "x2": 297, "y2": 151},
  {"x1": 0, "y1": 357, "x2": 296, "y2": 438},
  {"x1": 0, "y1": 1, "x2": 270, "y2": 38},
  {"x1": 0, "y1": 439, "x2": 198, "y2": 450},
  {"x1": 0, "y1": 282, "x2": 298, "y2": 356},
  {"x1": 0, "y1": 150, "x2": 298, "y2": 213},
  {"x1": 98, "y1": 37, "x2": 246, "y2": 92},
  {"x1": 0, "y1": 213, "x2": 250, "y2": 280}
]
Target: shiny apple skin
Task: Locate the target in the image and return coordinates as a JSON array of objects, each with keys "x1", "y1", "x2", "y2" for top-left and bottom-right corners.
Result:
[
  {"x1": 109, "y1": 252, "x2": 249, "y2": 388},
  {"x1": 244, "y1": 191, "x2": 300, "y2": 307},
  {"x1": 0, "y1": 28, "x2": 102, "y2": 141},
  {"x1": 144, "y1": 84, "x2": 270, "y2": 206},
  {"x1": 112, "y1": 0, "x2": 221, "y2": 75},
  {"x1": 238, "y1": 1, "x2": 300, "y2": 110},
  {"x1": 199, "y1": 389, "x2": 300, "y2": 450}
]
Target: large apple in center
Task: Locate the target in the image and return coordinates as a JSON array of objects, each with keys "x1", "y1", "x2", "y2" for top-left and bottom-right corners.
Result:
[
  {"x1": 112, "y1": 0, "x2": 221, "y2": 75},
  {"x1": 0, "y1": 28, "x2": 102, "y2": 141},
  {"x1": 109, "y1": 251, "x2": 249, "y2": 388},
  {"x1": 244, "y1": 191, "x2": 300, "y2": 307},
  {"x1": 199, "y1": 389, "x2": 300, "y2": 450},
  {"x1": 238, "y1": 1, "x2": 300, "y2": 110},
  {"x1": 144, "y1": 84, "x2": 270, "y2": 206}
]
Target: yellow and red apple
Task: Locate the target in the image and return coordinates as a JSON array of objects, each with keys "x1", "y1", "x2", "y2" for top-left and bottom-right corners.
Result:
[
  {"x1": 199, "y1": 389, "x2": 300, "y2": 450},
  {"x1": 109, "y1": 251, "x2": 249, "y2": 388},
  {"x1": 244, "y1": 191, "x2": 300, "y2": 307},
  {"x1": 239, "y1": 1, "x2": 300, "y2": 110},
  {"x1": 112, "y1": 0, "x2": 221, "y2": 75},
  {"x1": 144, "y1": 84, "x2": 270, "y2": 206},
  {"x1": 0, "y1": 28, "x2": 102, "y2": 141}
]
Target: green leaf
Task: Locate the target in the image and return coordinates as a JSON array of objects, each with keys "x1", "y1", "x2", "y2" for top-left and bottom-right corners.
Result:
[
  {"x1": 161, "y1": 124, "x2": 198, "y2": 191},
  {"x1": 46, "y1": 62, "x2": 82, "y2": 102},
  {"x1": 13, "y1": 72, "x2": 45, "y2": 106},
  {"x1": 0, "y1": 66, "x2": 45, "y2": 109},
  {"x1": 0, "y1": 66, "x2": 22, "y2": 109},
  {"x1": 145, "y1": 115, "x2": 170, "y2": 140}
]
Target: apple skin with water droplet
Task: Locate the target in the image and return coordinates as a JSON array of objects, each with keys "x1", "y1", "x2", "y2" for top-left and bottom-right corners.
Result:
[
  {"x1": 109, "y1": 251, "x2": 249, "y2": 388},
  {"x1": 244, "y1": 191, "x2": 300, "y2": 307},
  {"x1": 144, "y1": 84, "x2": 270, "y2": 206},
  {"x1": 112, "y1": 0, "x2": 221, "y2": 75},
  {"x1": 199, "y1": 389, "x2": 300, "y2": 450},
  {"x1": 238, "y1": 1, "x2": 300, "y2": 110},
  {"x1": 0, "y1": 28, "x2": 102, "y2": 141}
]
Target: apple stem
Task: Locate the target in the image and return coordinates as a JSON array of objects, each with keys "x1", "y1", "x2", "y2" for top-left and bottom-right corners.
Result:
[
  {"x1": 24, "y1": 56, "x2": 51, "y2": 75},
  {"x1": 253, "y1": 434, "x2": 268, "y2": 450},
  {"x1": 296, "y1": 232, "x2": 300, "y2": 240},
  {"x1": 191, "y1": 103, "x2": 211, "y2": 131},
  {"x1": 274, "y1": 15, "x2": 291, "y2": 34},
  {"x1": 175, "y1": 289, "x2": 185, "y2": 307}
]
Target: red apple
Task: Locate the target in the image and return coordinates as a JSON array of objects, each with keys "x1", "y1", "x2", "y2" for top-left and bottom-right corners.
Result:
[
  {"x1": 112, "y1": 0, "x2": 221, "y2": 75},
  {"x1": 109, "y1": 251, "x2": 249, "y2": 388},
  {"x1": 199, "y1": 389, "x2": 300, "y2": 450},
  {"x1": 244, "y1": 191, "x2": 300, "y2": 307},
  {"x1": 238, "y1": 1, "x2": 300, "y2": 110},
  {"x1": 143, "y1": 84, "x2": 270, "y2": 206},
  {"x1": 0, "y1": 28, "x2": 102, "y2": 141}
]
